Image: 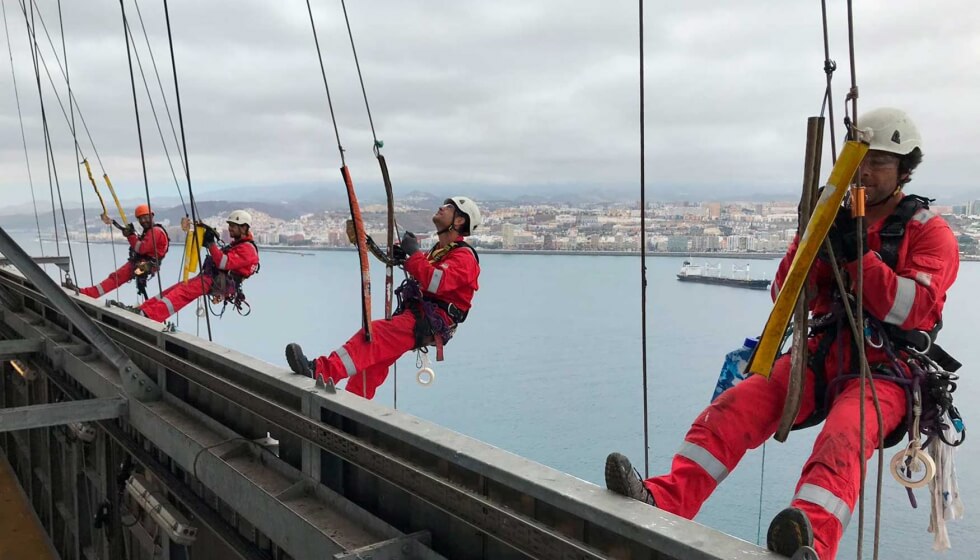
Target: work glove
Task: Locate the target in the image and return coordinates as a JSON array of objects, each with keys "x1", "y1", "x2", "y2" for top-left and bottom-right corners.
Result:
[
  {"x1": 201, "y1": 227, "x2": 218, "y2": 248},
  {"x1": 391, "y1": 232, "x2": 419, "y2": 265},
  {"x1": 122, "y1": 223, "x2": 136, "y2": 237},
  {"x1": 821, "y1": 210, "x2": 868, "y2": 263}
]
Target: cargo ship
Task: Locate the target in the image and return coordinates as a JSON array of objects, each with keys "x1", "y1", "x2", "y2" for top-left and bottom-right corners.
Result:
[{"x1": 676, "y1": 260, "x2": 771, "y2": 290}]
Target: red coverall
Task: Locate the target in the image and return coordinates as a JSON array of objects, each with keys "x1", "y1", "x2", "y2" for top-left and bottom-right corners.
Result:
[
  {"x1": 642, "y1": 198, "x2": 959, "y2": 559},
  {"x1": 80, "y1": 225, "x2": 169, "y2": 298},
  {"x1": 139, "y1": 235, "x2": 259, "y2": 322},
  {"x1": 312, "y1": 237, "x2": 480, "y2": 399}
]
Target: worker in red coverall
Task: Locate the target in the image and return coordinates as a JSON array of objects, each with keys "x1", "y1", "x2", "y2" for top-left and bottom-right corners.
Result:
[
  {"x1": 285, "y1": 196, "x2": 482, "y2": 400},
  {"x1": 139, "y1": 210, "x2": 260, "y2": 323},
  {"x1": 79, "y1": 204, "x2": 169, "y2": 299},
  {"x1": 604, "y1": 108, "x2": 960, "y2": 559}
]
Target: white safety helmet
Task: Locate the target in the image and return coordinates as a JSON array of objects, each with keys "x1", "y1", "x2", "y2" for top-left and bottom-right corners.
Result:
[
  {"x1": 226, "y1": 209, "x2": 252, "y2": 226},
  {"x1": 446, "y1": 196, "x2": 482, "y2": 235},
  {"x1": 858, "y1": 108, "x2": 921, "y2": 155}
]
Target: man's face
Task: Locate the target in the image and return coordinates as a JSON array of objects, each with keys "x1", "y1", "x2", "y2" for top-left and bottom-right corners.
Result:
[
  {"x1": 137, "y1": 214, "x2": 153, "y2": 230},
  {"x1": 227, "y1": 223, "x2": 246, "y2": 239},
  {"x1": 432, "y1": 202, "x2": 458, "y2": 230},
  {"x1": 858, "y1": 150, "x2": 904, "y2": 206}
]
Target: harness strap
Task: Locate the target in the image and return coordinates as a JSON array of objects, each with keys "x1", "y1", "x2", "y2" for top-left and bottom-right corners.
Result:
[{"x1": 878, "y1": 194, "x2": 932, "y2": 269}]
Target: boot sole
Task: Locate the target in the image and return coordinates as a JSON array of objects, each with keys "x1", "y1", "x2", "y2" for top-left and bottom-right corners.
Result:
[
  {"x1": 604, "y1": 453, "x2": 633, "y2": 496},
  {"x1": 285, "y1": 344, "x2": 312, "y2": 377},
  {"x1": 767, "y1": 507, "x2": 814, "y2": 557}
]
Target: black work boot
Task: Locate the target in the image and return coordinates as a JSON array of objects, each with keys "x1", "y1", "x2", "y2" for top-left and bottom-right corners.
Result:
[
  {"x1": 767, "y1": 507, "x2": 815, "y2": 558},
  {"x1": 285, "y1": 343, "x2": 315, "y2": 378},
  {"x1": 604, "y1": 452, "x2": 656, "y2": 506}
]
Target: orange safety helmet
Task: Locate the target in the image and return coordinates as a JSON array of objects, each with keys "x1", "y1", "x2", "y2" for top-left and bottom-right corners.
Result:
[{"x1": 134, "y1": 204, "x2": 152, "y2": 218}]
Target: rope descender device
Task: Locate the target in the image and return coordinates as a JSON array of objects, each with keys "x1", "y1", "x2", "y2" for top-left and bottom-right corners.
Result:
[
  {"x1": 415, "y1": 351, "x2": 435, "y2": 386},
  {"x1": 890, "y1": 387, "x2": 936, "y2": 489}
]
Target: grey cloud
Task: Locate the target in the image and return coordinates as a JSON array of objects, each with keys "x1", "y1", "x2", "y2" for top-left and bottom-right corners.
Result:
[{"x1": 1, "y1": 0, "x2": 978, "y2": 211}]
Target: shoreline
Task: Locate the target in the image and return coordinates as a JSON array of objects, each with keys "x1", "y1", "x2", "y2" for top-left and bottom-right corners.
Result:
[{"x1": 22, "y1": 236, "x2": 980, "y2": 261}]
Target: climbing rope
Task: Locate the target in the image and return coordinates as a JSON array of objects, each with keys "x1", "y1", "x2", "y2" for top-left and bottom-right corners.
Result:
[
  {"x1": 122, "y1": 1, "x2": 188, "y2": 215},
  {"x1": 56, "y1": 0, "x2": 94, "y2": 284},
  {"x1": 2, "y1": 0, "x2": 45, "y2": 261},
  {"x1": 637, "y1": 0, "x2": 651, "y2": 478},
  {"x1": 338, "y1": 0, "x2": 402, "y2": 407},
  {"x1": 162, "y1": 0, "x2": 212, "y2": 341},
  {"x1": 19, "y1": 0, "x2": 125, "y2": 288},
  {"x1": 25, "y1": 0, "x2": 76, "y2": 279},
  {"x1": 118, "y1": 0, "x2": 165, "y2": 300},
  {"x1": 305, "y1": 0, "x2": 374, "y2": 387}
]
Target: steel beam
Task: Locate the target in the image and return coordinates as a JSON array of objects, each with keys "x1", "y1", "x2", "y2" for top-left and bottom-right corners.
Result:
[
  {"x1": 0, "y1": 227, "x2": 159, "y2": 401},
  {"x1": 0, "y1": 256, "x2": 71, "y2": 272},
  {"x1": 0, "y1": 397, "x2": 126, "y2": 432},
  {"x1": 0, "y1": 338, "x2": 43, "y2": 359}
]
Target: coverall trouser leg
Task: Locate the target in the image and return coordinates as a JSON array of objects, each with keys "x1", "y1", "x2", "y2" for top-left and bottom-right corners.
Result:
[
  {"x1": 79, "y1": 263, "x2": 134, "y2": 298},
  {"x1": 313, "y1": 312, "x2": 418, "y2": 400},
  {"x1": 642, "y1": 352, "x2": 907, "y2": 560},
  {"x1": 139, "y1": 275, "x2": 213, "y2": 322},
  {"x1": 791, "y1": 379, "x2": 906, "y2": 559}
]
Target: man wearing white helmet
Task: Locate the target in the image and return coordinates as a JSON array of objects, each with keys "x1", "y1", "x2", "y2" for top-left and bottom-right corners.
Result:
[
  {"x1": 139, "y1": 210, "x2": 261, "y2": 322},
  {"x1": 285, "y1": 197, "x2": 482, "y2": 399},
  {"x1": 605, "y1": 109, "x2": 961, "y2": 560}
]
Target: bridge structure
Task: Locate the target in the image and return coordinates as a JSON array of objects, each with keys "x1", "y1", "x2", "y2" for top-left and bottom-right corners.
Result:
[{"x1": 0, "y1": 227, "x2": 779, "y2": 560}]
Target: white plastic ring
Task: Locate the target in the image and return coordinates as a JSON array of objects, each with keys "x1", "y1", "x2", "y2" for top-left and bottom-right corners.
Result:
[
  {"x1": 889, "y1": 447, "x2": 936, "y2": 489},
  {"x1": 196, "y1": 306, "x2": 206, "y2": 318},
  {"x1": 416, "y1": 367, "x2": 435, "y2": 386}
]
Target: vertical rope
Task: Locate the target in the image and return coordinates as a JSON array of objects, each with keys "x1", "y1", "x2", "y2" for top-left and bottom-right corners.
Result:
[
  {"x1": 819, "y1": 0, "x2": 838, "y2": 163},
  {"x1": 26, "y1": 0, "x2": 75, "y2": 275},
  {"x1": 638, "y1": 0, "x2": 651, "y2": 478},
  {"x1": 162, "y1": 0, "x2": 212, "y2": 340},
  {"x1": 118, "y1": 0, "x2": 164, "y2": 298},
  {"x1": 57, "y1": 0, "x2": 94, "y2": 284},
  {"x1": 2, "y1": 0, "x2": 45, "y2": 259}
]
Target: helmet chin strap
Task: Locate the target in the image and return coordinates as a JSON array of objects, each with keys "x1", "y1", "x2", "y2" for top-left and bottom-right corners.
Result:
[{"x1": 436, "y1": 224, "x2": 456, "y2": 235}]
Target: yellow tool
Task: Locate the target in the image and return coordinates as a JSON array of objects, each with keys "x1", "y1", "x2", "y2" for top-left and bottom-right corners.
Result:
[
  {"x1": 82, "y1": 159, "x2": 129, "y2": 225},
  {"x1": 183, "y1": 225, "x2": 206, "y2": 283},
  {"x1": 81, "y1": 159, "x2": 109, "y2": 217},
  {"x1": 103, "y1": 173, "x2": 128, "y2": 225},
  {"x1": 746, "y1": 140, "x2": 869, "y2": 377}
]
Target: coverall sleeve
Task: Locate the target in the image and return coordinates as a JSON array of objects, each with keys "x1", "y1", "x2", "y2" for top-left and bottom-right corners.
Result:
[
  {"x1": 126, "y1": 232, "x2": 139, "y2": 249},
  {"x1": 404, "y1": 249, "x2": 479, "y2": 297},
  {"x1": 208, "y1": 242, "x2": 259, "y2": 274},
  {"x1": 771, "y1": 234, "x2": 833, "y2": 305},
  {"x1": 845, "y1": 216, "x2": 959, "y2": 330},
  {"x1": 137, "y1": 228, "x2": 169, "y2": 259}
]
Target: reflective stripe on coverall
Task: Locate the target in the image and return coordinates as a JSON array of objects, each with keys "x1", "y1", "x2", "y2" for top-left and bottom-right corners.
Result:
[
  {"x1": 312, "y1": 236, "x2": 480, "y2": 399},
  {"x1": 642, "y1": 198, "x2": 959, "y2": 560}
]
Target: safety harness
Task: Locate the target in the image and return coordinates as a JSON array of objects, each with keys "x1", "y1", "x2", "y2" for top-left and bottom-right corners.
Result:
[
  {"x1": 795, "y1": 195, "x2": 964, "y2": 450},
  {"x1": 202, "y1": 238, "x2": 260, "y2": 317},
  {"x1": 394, "y1": 241, "x2": 478, "y2": 360},
  {"x1": 128, "y1": 224, "x2": 170, "y2": 299}
]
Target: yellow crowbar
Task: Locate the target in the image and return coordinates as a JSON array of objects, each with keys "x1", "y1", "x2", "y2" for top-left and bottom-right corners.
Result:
[{"x1": 746, "y1": 140, "x2": 868, "y2": 377}]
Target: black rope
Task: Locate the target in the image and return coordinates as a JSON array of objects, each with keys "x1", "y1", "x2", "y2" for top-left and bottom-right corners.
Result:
[
  {"x1": 339, "y1": 0, "x2": 401, "y2": 406},
  {"x1": 58, "y1": 0, "x2": 94, "y2": 285},
  {"x1": 25, "y1": 0, "x2": 75, "y2": 273},
  {"x1": 124, "y1": 2, "x2": 187, "y2": 214},
  {"x1": 340, "y1": 0, "x2": 378, "y2": 148},
  {"x1": 26, "y1": 0, "x2": 105, "y2": 171},
  {"x1": 638, "y1": 0, "x2": 651, "y2": 478},
  {"x1": 2, "y1": 0, "x2": 45, "y2": 259},
  {"x1": 132, "y1": 0, "x2": 187, "y2": 182},
  {"x1": 305, "y1": 0, "x2": 346, "y2": 165},
  {"x1": 819, "y1": 0, "x2": 838, "y2": 163},
  {"x1": 118, "y1": 0, "x2": 165, "y2": 299},
  {"x1": 20, "y1": 0, "x2": 122, "y2": 286},
  {"x1": 162, "y1": 0, "x2": 212, "y2": 341}
]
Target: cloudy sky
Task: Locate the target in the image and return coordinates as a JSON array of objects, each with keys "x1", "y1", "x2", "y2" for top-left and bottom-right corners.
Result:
[{"x1": 0, "y1": 0, "x2": 977, "y2": 211}]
